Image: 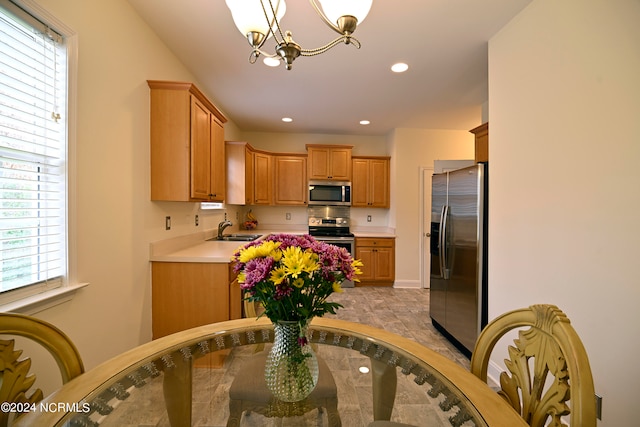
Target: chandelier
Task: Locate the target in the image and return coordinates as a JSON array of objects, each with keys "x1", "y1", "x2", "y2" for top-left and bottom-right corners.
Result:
[{"x1": 225, "y1": 0, "x2": 373, "y2": 70}]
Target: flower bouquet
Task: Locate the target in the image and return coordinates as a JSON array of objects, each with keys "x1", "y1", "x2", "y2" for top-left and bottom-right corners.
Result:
[{"x1": 231, "y1": 233, "x2": 363, "y2": 401}]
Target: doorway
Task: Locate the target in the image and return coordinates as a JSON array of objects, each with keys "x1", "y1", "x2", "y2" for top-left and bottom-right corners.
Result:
[{"x1": 419, "y1": 166, "x2": 434, "y2": 289}]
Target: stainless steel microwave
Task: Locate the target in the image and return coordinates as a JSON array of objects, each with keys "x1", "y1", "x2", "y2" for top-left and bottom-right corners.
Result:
[{"x1": 308, "y1": 180, "x2": 351, "y2": 206}]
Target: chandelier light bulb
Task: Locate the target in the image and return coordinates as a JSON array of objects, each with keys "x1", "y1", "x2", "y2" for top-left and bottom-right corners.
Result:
[
  {"x1": 317, "y1": 0, "x2": 372, "y2": 27},
  {"x1": 225, "y1": 0, "x2": 286, "y2": 44},
  {"x1": 263, "y1": 56, "x2": 281, "y2": 67}
]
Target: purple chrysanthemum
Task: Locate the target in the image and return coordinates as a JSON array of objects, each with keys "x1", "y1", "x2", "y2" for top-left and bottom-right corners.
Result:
[{"x1": 241, "y1": 257, "x2": 275, "y2": 290}]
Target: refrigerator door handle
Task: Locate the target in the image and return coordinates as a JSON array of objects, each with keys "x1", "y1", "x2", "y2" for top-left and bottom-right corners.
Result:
[{"x1": 439, "y1": 205, "x2": 450, "y2": 280}]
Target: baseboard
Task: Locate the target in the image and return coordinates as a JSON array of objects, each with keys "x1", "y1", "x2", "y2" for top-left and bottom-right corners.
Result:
[
  {"x1": 486, "y1": 359, "x2": 503, "y2": 390},
  {"x1": 392, "y1": 280, "x2": 422, "y2": 289}
]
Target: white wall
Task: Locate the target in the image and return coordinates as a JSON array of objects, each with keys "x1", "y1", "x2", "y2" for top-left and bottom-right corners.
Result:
[
  {"x1": 488, "y1": 0, "x2": 640, "y2": 424},
  {"x1": 240, "y1": 131, "x2": 388, "y2": 156},
  {"x1": 390, "y1": 128, "x2": 474, "y2": 287}
]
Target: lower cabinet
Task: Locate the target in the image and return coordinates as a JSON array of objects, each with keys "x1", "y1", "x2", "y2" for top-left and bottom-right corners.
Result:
[
  {"x1": 151, "y1": 262, "x2": 242, "y2": 366},
  {"x1": 355, "y1": 237, "x2": 395, "y2": 286}
]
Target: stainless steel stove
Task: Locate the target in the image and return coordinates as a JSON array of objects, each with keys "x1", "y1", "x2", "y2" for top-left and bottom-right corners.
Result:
[{"x1": 308, "y1": 206, "x2": 355, "y2": 287}]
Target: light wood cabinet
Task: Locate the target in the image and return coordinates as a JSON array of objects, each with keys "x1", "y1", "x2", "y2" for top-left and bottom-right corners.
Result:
[
  {"x1": 470, "y1": 122, "x2": 488, "y2": 163},
  {"x1": 306, "y1": 145, "x2": 352, "y2": 181},
  {"x1": 274, "y1": 154, "x2": 307, "y2": 206},
  {"x1": 253, "y1": 151, "x2": 273, "y2": 205},
  {"x1": 151, "y1": 262, "x2": 242, "y2": 366},
  {"x1": 355, "y1": 237, "x2": 395, "y2": 286},
  {"x1": 352, "y1": 156, "x2": 390, "y2": 208},
  {"x1": 148, "y1": 80, "x2": 226, "y2": 202},
  {"x1": 226, "y1": 141, "x2": 254, "y2": 205},
  {"x1": 226, "y1": 143, "x2": 309, "y2": 206},
  {"x1": 210, "y1": 117, "x2": 226, "y2": 201},
  {"x1": 229, "y1": 264, "x2": 242, "y2": 320}
]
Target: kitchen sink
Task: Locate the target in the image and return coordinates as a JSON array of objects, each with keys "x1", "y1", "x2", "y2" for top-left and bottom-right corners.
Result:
[{"x1": 208, "y1": 234, "x2": 263, "y2": 242}]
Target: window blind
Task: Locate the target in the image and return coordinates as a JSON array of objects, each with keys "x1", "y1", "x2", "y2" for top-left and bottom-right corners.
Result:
[{"x1": 0, "y1": 1, "x2": 66, "y2": 295}]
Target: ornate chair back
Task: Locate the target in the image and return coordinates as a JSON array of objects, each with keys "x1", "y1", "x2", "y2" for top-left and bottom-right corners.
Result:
[
  {"x1": 470, "y1": 304, "x2": 596, "y2": 427},
  {"x1": 0, "y1": 313, "x2": 84, "y2": 427}
]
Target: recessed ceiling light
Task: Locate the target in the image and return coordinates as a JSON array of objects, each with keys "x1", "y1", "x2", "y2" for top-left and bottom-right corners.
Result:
[
  {"x1": 359, "y1": 366, "x2": 370, "y2": 374},
  {"x1": 391, "y1": 62, "x2": 409, "y2": 73},
  {"x1": 360, "y1": 120, "x2": 370, "y2": 125},
  {"x1": 282, "y1": 117, "x2": 293, "y2": 123},
  {"x1": 263, "y1": 56, "x2": 280, "y2": 67}
]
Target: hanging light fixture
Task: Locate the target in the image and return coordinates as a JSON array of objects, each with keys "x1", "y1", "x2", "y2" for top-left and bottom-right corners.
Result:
[{"x1": 225, "y1": 0, "x2": 373, "y2": 70}]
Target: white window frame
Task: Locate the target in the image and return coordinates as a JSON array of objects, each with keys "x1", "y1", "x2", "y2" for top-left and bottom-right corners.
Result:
[{"x1": 0, "y1": 0, "x2": 85, "y2": 314}]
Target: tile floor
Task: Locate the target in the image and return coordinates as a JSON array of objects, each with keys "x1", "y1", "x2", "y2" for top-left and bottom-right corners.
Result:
[{"x1": 98, "y1": 287, "x2": 475, "y2": 427}]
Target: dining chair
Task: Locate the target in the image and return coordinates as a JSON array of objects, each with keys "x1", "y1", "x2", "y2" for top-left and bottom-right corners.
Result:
[
  {"x1": 369, "y1": 304, "x2": 596, "y2": 427},
  {"x1": 470, "y1": 304, "x2": 596, "y2": 427},
  {"x1": 0, "y1": 313, "x2": 85, "y2": 427},
  {"x1": 226, "y1": 299, "x2": 342, "y2": 426}
]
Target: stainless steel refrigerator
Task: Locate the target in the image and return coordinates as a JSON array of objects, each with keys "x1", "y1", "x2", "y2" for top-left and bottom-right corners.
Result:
[{"x1": 430, "y1": 163, "x2": 488, "y2": 356}]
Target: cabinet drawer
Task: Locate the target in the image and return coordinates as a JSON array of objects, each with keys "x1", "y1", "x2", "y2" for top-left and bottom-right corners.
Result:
[{"x1": 356, "y1": 237, "x2": 394, "y2": 248}]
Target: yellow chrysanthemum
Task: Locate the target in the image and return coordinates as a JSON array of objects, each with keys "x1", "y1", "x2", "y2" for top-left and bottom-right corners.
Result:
[
  {"x1": 237, "y1": 246, "x2": 259, "y2": 263},
  {"x1": 256, "y1": 240, "x2": 281, "y2": 258},
  {"x1": 237, "y1": 272, "x2": 246, "y2": 284},
  {"x1": 351, "y1": 259, "x2": 364, "y2": 280},
  {"x1": 282, "y1": 246, "x2": 305, "y2": 277},
  {"x1": 270, "y1": 266, "x2": 287, "y2": 285},
  {"x1": 237, "y1": 241, "x2": 282, "y2": 263},
  {"x1": 292, "y1": 277, "x2": 305, "y2": 288},
  {"x1": 302, "y1": 252, "x2": 319, "y2": 273},
  {"x1": 332, "y1": 282, "x2": 343, "y2": 293}
]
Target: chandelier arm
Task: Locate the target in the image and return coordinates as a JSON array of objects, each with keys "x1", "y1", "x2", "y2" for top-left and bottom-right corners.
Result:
[
  {"x1": 263, "y1": 0, "x2": 286, "y2": 44},
  {"x1": 299, "y1": 35, "x2": 361, "y2": 56},
  {"x1": 248, "y1": 46, "x2": 280, "y2": 64},
  {"x1": 308, "y1": 0, "x2": 342, "y2": 35}
]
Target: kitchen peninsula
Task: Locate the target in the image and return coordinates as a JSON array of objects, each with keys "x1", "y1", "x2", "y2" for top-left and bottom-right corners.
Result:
[{"x1": 149, "y1": 227, "x2": 395, "y2": 365}]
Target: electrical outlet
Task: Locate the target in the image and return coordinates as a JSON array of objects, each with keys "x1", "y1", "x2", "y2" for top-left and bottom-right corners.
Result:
[
  {"x1": 367, "y1": 215, "x2": 372, "y2": 222},
  {"x1": 195, "y1": 214, "x2": 199, "y2": 227},
  {"x1": 286, "y1": 213, "x2": 291, "y2": 220},
  {"x1": 165, "y1": 216, "x2": 171, "y2": 230}
]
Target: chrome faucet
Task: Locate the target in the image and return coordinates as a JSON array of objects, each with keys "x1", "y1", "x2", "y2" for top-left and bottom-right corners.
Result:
[{"x1": 217, "y1": 219, "x2": 233, "y2": 239}]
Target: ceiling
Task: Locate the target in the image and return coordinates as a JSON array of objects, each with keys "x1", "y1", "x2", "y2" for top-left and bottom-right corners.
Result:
[{"x1": 127, "y1": 0, "x2": 531, "y2": 136}]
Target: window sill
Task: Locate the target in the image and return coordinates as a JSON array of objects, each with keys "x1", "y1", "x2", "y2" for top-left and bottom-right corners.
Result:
[{"x1": 0, "y1": 283, "x2": 89, "y2": 315}]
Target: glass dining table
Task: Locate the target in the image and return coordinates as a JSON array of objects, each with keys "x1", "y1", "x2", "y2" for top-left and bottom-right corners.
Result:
[{"x1": 15, "y1": 317, "x2": 526, "y2": 427}]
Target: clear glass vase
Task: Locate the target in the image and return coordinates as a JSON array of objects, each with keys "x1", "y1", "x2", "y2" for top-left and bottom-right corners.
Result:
[{"x1": 265, "y1": 320, "x2": 319, "y2": 402}]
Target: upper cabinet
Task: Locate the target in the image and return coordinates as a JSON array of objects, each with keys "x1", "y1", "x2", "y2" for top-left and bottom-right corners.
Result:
[
  {"x1": 252, "y1": 151, "x2": 273, "y2": 205},
  {"x1": 225, "y1": 141, "x2": 254, "y2": 205},
  {"x1": 470, "y1": 122, "x2": 488, "y2": 163},
  {"x1": 306, "y1": 145, "x2": 352, "y2": 181},
  {"x1": 274, "y1": 154, "x2": 307, "y2": 206},
  {"x1": 352, "y1": 156, "x2": 390, "y2": 208},
  {"x1": 148, "y1": 80, "x2": 227, "y2": 202},
  {"x1": 226, "y1": 143, "x2": 309, "y2": 207}
]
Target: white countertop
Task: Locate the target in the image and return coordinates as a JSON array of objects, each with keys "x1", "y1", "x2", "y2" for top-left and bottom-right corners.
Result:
[
  {"x1": 150, "y1": 240, "x2": 249, "y2": 263},
  {"x1": 150, "y1": 227, "x2": 395, "y2": 263}
]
